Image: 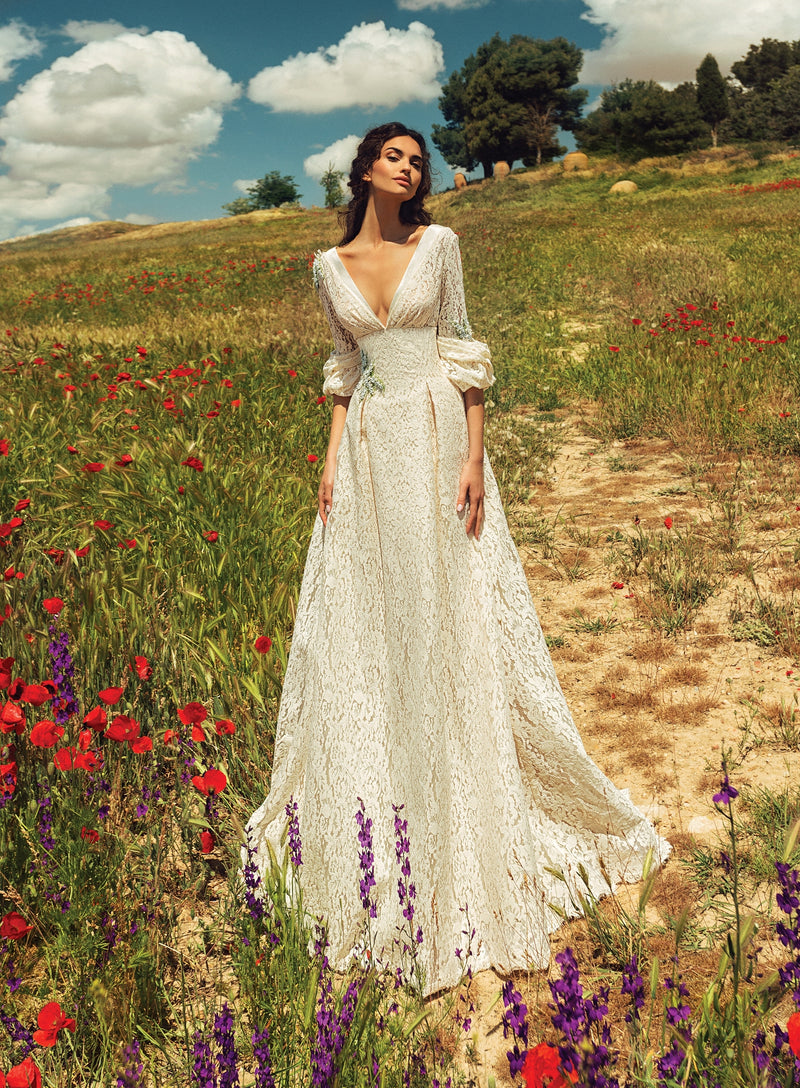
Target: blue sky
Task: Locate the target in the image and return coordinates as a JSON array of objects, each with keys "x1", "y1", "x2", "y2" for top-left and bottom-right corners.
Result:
[{"x1": 0, "y1": 0, "x2": 796, "y2": 239}]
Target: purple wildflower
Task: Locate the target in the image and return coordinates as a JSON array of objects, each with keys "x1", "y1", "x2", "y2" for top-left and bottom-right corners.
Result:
[
  {"x1": 191, "y1": 1029, "x2": 216, "y2": 1088},
  {"x1": 241, "y1": 832, "x2": 265, "y2": 923},
  {"x1": 0, "y1": 1005, "x2": 36, "y2": 1056},
  {"x1": 47, "y1": 624, "x2": 79, "y2": 723},
  {"x1": 621, "y1": 955, "x2": 645, "y2": 1024},
  {"x1": 656, "y1": 1039, "x2": 685, "y2": 1080},
  {"x1": 712, "y1": 775, "x2": 738, "y2": 805},
  {"x1": 286, "y1": 796, "x2": 302, "y2": 868},
  {"x1": 310, "y1": 974, "x2": 336, "y2": 1088},
  {"x1": 252, "y1": 1026, "x2": 276, "y2": 1088},
  {"x1": 116, "y1": 1038, "x2": 144, "y2": 1087},
  {"x1": 356, "y1": 798, "x2": 377, "y2": 918},
  {"x1": 214, "y1": 1002, "x2": 239, "y2": 1088},
  {"x1": 36, "y1": 781, "x2": 55, "y2": 851},
  {"x1": 776, "y1": 862, "x2": 800, "y2": 1006},
  {"x1": 550, "y1": 948, "x2": 619, "y2": 1088},
  {"x1": 501, "y1": 978, "x2": 529, "y2": 1077}
]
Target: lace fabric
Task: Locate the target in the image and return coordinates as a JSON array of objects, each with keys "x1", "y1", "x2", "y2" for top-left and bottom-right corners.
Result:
[{"x1": 245, "y1": 224, "x2": 668, "y2": 993}]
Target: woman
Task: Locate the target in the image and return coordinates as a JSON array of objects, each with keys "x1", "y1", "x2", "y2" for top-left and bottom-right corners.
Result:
[{"x1": 246, "y1": 122, "x2": 667, "y2": 994}]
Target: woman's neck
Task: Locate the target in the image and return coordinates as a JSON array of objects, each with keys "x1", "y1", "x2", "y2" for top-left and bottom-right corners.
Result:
[{"x1": 356, "y1": 193, "x2": 412, "y2": 246}]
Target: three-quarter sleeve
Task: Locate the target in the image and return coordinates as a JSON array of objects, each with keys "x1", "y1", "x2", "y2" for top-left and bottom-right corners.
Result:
[
  {"x1": 436, "y1": 230, "x2": 495, "y2": 392},
  {"x1": 313, "y1": 254, "x2": 362, "y2": 397}
]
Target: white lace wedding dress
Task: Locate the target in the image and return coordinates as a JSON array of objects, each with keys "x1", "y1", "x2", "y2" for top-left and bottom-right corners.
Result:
[{"x1": 245, "y1": 223, "x2": 668, "y2": 993}]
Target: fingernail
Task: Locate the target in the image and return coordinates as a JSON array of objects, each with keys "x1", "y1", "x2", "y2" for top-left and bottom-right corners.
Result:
[{"x1": 456, "y1": 504, "x2": 463, "y2": 512}]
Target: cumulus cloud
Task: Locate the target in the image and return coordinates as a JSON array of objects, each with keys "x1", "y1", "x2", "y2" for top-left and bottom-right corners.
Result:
[
  {"x1": 0, "y1": 30, "x2": 240, "y2": 239},
  {"x1": 234, "y1": 178, "x2": 257, "y2": 194},
  {"x1": 248, "y1": 21, "x2": 443, "y2": 113},
  {"x1": 61, "y1": 20, "x2": 149, "y2": 43},
  {"x1": 0, "y1": 20, "x2": 42, "y2": 81},
  {"x1": 581, "y1": 0, "x2": 800, "y2": 85},
  {"x1": 304, "y1": 135, "x2": 361, "y2": 180}
]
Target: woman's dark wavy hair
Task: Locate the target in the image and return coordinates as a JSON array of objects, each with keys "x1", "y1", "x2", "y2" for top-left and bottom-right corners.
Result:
[{"x1": 338, "y1": 122, "x2": 432, "y2": 246}]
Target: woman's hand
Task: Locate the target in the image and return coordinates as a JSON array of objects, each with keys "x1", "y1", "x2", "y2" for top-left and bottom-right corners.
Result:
[
  {"x1": 318, "y1": 459, "x2": 336, "y2": 526},
  {"x1": 456, "y1": 458, "x2": 485, "y2": 540}
]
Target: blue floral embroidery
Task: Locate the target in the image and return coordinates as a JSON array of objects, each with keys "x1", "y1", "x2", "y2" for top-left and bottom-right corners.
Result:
[
  {"x1": 452, "y1": 317, "x2": 473, "y2": 340},
  {"x1": 357, "y1": 349, "x2": 385, "y2": 401}
]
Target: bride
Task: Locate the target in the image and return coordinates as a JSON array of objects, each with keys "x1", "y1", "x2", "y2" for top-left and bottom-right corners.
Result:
[{"x1": 245, "y1": 121, "x2": 668, "y2": 994}]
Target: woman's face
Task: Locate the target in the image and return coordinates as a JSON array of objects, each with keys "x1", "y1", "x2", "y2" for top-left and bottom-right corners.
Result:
[{"x1": 364, "y1": 135, "x2": 423, "y2": 202}]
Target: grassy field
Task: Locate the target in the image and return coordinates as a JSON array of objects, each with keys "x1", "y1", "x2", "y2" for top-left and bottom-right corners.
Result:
[{"x1": 1, "y1": 146, "x2": 800, "y2": 1086}]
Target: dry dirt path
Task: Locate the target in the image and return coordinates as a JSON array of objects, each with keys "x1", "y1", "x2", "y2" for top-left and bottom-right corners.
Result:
[{"x1": 457, "y1": 409, "x2": 800, "y2": 1085}]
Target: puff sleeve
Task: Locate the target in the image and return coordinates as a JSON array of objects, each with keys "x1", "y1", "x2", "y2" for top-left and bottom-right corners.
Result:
[
  {"x1": 313, "y1": 253, "x2": 363, "y2": 397},
  {"x1": 436, "y1": 229, "x2": 495, "y2": 392}
]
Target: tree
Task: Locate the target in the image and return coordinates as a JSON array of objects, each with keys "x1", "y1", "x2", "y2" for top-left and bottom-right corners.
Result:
[
  {"x1": 432, "y1": 35, "x2": 587, "y2": 177},
  {"x1": 247, "y1": 171, "x2": 300, "y2": 209},
  {"x1": 320, "y1": 164, "x2": 345, "y2": 209},
  {"x1": 731, "y1": 38, "x2": 800, "y2": 93},
  {"x1": 222, "y1": 196, "x2": 256, "y2": 217},
  {"x1": 575, "y1": 79, "x2": 706, "y2": 158},
  {"x1": 696, "y1": 54, "x2": 729, "y2": 147}
]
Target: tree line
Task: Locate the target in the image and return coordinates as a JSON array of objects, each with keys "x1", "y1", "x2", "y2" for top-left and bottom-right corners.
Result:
[
  {"x1": 434, "y1": 35, "x2": 800, "y2": 175},
  {"x1": 225, "y1": 34, "x2": 800, "y2": 213}
]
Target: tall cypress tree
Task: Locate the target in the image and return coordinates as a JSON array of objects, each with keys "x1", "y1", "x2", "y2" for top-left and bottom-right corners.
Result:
[{"x1": 696, "y1": 54, "x2": 729, "y2": 148}]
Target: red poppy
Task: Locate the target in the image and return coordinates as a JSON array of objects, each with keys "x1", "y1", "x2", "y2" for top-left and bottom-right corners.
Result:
[
  {"x1": 82, "y1": 462, "x2": 104, "y2": 472},
  {"x1": 5, "y1": 1056, "x2": 42, "y2": 1088},
  {"x1": 106, "y1": 714, "x2": 140, "y2": 742},
  {"x1": 18, "y1": 685, "x2": 51, "y2": 707},
  {"x1": 215, "y1": 718, "x2": 235, "y2": 736},
  {"x1": 30, "y1": 720, "x2": 65, "y2": 748},
  {"x1": 192, "y1": 768, "x2": 227, "y2": 796},
  {"x1": 78, "y1": 729, "x2": 92, "y2": 750},
  {"x1": 789, "y1": 1011, "x2": 800, "y2": 1057},
  {"x1": 67, "y1": 446, "x2": 78, "y2": 454},
  {"x1": 612, "y1": 581, "x2": 625, "y2": 589},
  {"x1": 287, "y1": 369, "x2": 298, "y2": 378},
  {"x1": 178, "y1": 702, "x2": 207, "y2": 725},
  {"x1": 83, "y1": 706, "x2": 107, "y2": 731},
  {"x1": 133, "y1": 655, "x2": 152, "y2": 680},
  {"x1": 663, "y1": 516, "x2": 673, "y2": 529},
  {"x1": 81, "y1": 826, "x2": 99, "y2": 843},
  {"x1": 93, "y1": 519, "x2": 114, "y2": 530},
  {"x1": 163, "y1": 728, "x2": 179, "y2": 743},
  {"x1": 521, "y1": 1042, "x2": 577, "y2": 1088},
  {"x1": 200, "y1": 830, "x2": 215, "y2": 853},
  {"x1": 42, "y1": 598, "x2": 64, "y2": 615},
  {"x1": 129, "y1": 735, "x2": 152, "y2": 753},
  {"x1": 32, "y1": 1001, "x2": 76, "y2": 1047},
  {"x1": 0, "y1": 911, "x2": 33, "y2": 940},
  {"x1": 74, "y1": 750, "x2": 101, "y2": 772},
  {"x1": 14, "y1": 499, "x2": 30, "y2": 511},
  {"x1": 115, "y1": 454, "x2": 133, "y2": 467},
  {"x1": 53, "y1": 747, "x2": 77, "y2": 770},
  {"x1": 316, "y1": 395, "x2": 326, "y2": 404},
  {"x1": 631, "y1": 318, "x2": 643, "y2": 326},
  {"x1": 98, "y1": 686, "x2": 124, "y2": 705},
  {"x1": 0, "y1": 702, "x2": 24, "y2": 735},
  {"x1": 307, "y1": 454, "x2": 319, "y2": 463},
  {"x1": 203, "y1": 530, "x2": 219, "y2": 542},
  {"x1": 191, "y1": 724, "x2": 206, "y2": 742},
  {"x1": 181, "y1": 456, "x2": 204, "y2": 471},
  {"x1": 0, "y1": 440, "x2": 9, "y2": 456},
  {"x1": 0, "y1": 760, "x2": 17, "y2": 796},
  {"x1": 254, "y1": 636, "x2": 272, "y2": 654},
  {"x1": 0, "y1": 658, "x2": 13, "y2": 690}
]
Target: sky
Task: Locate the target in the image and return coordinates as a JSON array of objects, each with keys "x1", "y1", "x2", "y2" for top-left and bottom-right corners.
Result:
[{"x1": 0, "y1": 0, "x2": 797, "y2": 241}]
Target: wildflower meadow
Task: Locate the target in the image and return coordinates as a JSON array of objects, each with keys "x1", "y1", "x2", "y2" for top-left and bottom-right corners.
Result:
[{"x1": 1, "y1": 147, "x2": 800, "y2": 1086}]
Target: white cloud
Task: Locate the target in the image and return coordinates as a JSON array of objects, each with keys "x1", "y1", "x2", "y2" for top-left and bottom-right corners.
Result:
[
  {"x1": 123, "y1": 213, "x2": 158, "y2": 225},
  {"x1": 0, "y1": 21, "x2": 42, "y2": 81},
  {"x1": 61, "y1": 20, "x2": 149, "y2": 43},
  {"x1": 580, "y1": 0, "x2": 800, "y2": 85},
  {"x1": 304, "y1": 135, "x2": 360, "y2": 180},
  {"x1": 234, "y1": 178, "x2": 257, "y2": 193},
  {"x1": 0, "y1": 31, "x2": 240, "y2": 239},
  {"x1": 248, "y1": 21, "x2": 443, "y2": 113},
  {"x1": 397, "y1": 0, "x2": 486, "y2": 9}
]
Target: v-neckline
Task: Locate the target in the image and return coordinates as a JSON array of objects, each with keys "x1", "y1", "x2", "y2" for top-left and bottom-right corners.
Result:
[{"x1": 329, "y1": 226, "x2": 434, "y2": 330}]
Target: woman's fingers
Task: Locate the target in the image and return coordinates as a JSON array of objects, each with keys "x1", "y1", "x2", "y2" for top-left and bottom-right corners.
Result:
[{"x1": 318, "y1": 479, "x2": 333, "y2": 526}]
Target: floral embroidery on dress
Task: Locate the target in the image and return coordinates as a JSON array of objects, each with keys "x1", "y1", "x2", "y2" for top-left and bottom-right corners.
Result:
[
  {"x1": 312, "y1": 252, "x2": 325, "y2": 290},
  {"x1": 452, "y1": 317, "x2": 473, "y2": 340},
  {"x1": 356, "y1": 349, "x2": 385, "y2": 401}
]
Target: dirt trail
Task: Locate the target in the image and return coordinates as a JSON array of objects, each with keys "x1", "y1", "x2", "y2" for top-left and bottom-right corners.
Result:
[{"x1": 459, "y1": 409, "x2": 800, "y2": 1085}]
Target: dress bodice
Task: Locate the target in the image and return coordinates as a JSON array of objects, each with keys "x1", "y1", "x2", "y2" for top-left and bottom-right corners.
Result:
[{"x1": 312, "y1": 224, "x2": 494, "y2": 397}]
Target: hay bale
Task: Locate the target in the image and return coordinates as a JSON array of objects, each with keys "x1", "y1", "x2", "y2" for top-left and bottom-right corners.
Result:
[
  {"x1": 610, "y1": 180, "x2": 638, "y2": 194},
  {"x1": 493, "y1": 160, "x2": 510, "y2": 180},
  {"x1": 563, "y1": 151, "x2": 589, "y2": 172},
  {"x1": 454, "y1": 172, "x2": 467, "y2": 191}
]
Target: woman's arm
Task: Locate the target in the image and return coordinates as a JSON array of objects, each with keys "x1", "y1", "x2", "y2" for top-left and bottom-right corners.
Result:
[
  {"x1": 456, "y1": 386, "x2": 486, "y2": 540},
  {"x1": 318, "y1": 394, "x2": 351, "y2": 525}
]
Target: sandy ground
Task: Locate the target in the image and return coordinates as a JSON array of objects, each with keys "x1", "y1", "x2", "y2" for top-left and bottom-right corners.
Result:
[{"x1": 455, "y1": 407, "x2": 800, "y2": 1085}]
